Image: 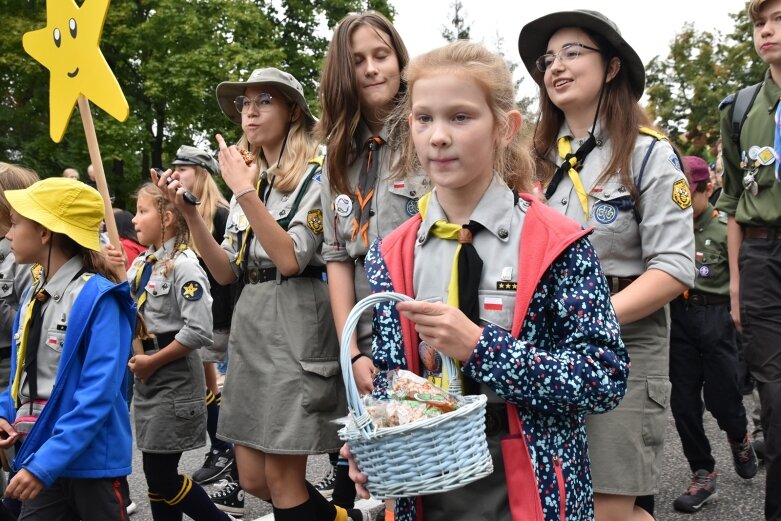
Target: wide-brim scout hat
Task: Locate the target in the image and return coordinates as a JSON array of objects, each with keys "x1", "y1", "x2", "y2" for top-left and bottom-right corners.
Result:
[
  {"x1": 171, "y1": 145, "x2": 220, "y2": 175},
  {"x1": 518, "y1": 10, "x2": 646, "y2": 100},
  {"x1": 5, "y1": 177, "x2": 104, "y2": 251},
  {"x1": 215, "y1": 67, "x2": 316, "y2": 127}
]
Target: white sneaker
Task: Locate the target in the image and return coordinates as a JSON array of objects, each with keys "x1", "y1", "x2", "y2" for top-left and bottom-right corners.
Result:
[{"x1": 125, "y1": 500, "x2": 137, "y2": 515}]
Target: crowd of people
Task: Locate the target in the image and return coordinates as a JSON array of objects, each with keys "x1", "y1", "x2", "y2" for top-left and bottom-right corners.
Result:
[{"x1": 0, "y1": 1, "x2": 779, "y2": 520}]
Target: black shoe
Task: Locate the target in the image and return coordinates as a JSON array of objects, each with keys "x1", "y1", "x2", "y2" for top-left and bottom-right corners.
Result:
[
  {"x1": 209, "y1": 477, "x2": 245, "y2": 517},
  {"x1": 753, "y1": 438, "x2": 766, "y2": 461},
  {"x1": 728, "y1": 433, "x2": 758, "y2": 479},
  {"x1": 313, "y1": 463, "x2": 337, "y2": 499},
  {"x1": 673, "y1": 469, "x2": 718, "y2": 513},
  {"x1": 192, "y1": 446, "x2": 235, "y2": 485}
]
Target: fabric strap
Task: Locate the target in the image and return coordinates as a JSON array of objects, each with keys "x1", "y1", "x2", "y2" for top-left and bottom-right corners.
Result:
[
  {"x1": 131, "y1": 254, "x2": 158, "y2": 311},
  {"x1": 774, "y1": 101, "x2": 781, "y2": 183},
  {"x1": 352, "y1": 136, "x2": 385, "y2": 246}
]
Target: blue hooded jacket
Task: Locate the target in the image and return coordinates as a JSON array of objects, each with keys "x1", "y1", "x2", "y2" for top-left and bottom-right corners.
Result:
[{"x1": 0, "y1": 275, "x2": 136, "y2": 487}]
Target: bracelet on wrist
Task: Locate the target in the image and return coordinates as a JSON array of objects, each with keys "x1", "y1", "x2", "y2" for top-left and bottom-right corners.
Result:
[
  {"x1": 351, "y1": 353, "x2": 369, "y2": 364},
  {"x1": 234, "y1": 187, "x2": 255, "y2": 200}
]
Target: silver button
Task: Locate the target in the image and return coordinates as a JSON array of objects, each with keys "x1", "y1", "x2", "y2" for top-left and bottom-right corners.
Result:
[
  {"x1": 561, "y1": 198, "x2": 568, "y2": 205},
  {"x1": 498, "y1": 228, "x2": 509, "y2": 239},
  {"x1": 54, "y1": 293, "x2": 61, "y2": 301}
]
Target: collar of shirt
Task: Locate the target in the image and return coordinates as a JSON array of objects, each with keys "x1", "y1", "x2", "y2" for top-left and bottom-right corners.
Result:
[
  {"x1": 146, "y1": 237, "x2": 181, "y2": 260},
  {"x1": 41, "y1": 255, "x2": 85, "y2": 304},
  {"x1": 417, "y1": 175, "x2": 515, "y2": 245},
  {"x1": 0, "y1": 237, "x2": 10, "y2": 258},
  {"x1": 694, "y1": 203, "x2": 717, "y2": 232},
  {"x1": 357, "y1": 119, "x2": 390, "y2": 146},
  {"x1": 555, "y1": 119, "x2": 607, "y2": 154},
  {"x1": 760, "y1": 68, "x2": 781, "y2": 112}
]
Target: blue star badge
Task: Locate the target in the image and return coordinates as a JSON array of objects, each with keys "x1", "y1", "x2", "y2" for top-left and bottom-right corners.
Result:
[{"x1": 181, "y1": 281, "x2": 203, "y2": 301}]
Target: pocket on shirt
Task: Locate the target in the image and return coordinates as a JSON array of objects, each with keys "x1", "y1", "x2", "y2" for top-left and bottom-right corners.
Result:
[
  {"x1": 478, "y1": 290, "x2": 516, "y2": 331},
  {"x1": 45, "y1": 328, "x2": 65, "y2": 354},
  {"x1": 300, "y1": 358, "x2": 341, "y2": 413},
  {"x1": 641, "y1": 376, "x2": 671, "y2": 446}
]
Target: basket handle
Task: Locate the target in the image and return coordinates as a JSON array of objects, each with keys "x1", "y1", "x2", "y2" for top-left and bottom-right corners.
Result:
[{"x1": 340, "y1": 291, "x2": 461, "y2": 438}]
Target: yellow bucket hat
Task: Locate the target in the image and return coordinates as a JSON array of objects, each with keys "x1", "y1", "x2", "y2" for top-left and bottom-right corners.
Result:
[{"x1": 5, "y1": 177, "x2": 104, "y2": 251}]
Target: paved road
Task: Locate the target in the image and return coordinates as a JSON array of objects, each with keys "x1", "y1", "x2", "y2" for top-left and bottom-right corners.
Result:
[{"x1": 127, "y1": 394, "x2": 766, "y2": 521}]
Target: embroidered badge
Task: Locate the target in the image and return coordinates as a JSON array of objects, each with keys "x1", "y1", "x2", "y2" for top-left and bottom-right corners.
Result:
[
  {"x1": 496, "y1": 281, "x2": 518, "y2": 291},
  {"x1": 593, "y1": 201, "x2": 618, "y2": 224},
  {"x1": 181, "y1": 281, "x2": 203, "y2": 301},
  {"x1": 313, "y1": 172, "x2": 322, "y2": 183},
  {"x1": 483, "y1": 296, "x2": 503, "y2": 311},
  {"x1": 405, "y1": 198, "x2": 419, "y2": 216},
  {"x1": 46, "y1": 335, "x2": 63, "y2": 352},
  {"x1": 334, "y1": 194, "x2": 353, "y2": 217},
  {"x1": 501, "y1": 267, "x2": 513, "y2": 281},
  {"x1": 699, "y1": 265, "x2": 711, "y2": 278},
  {"x1": 393, "y1": 181, "x2": 406, "y2": 189},
  {"x1": 307, "y1": 209, "x2": 324, "y2": 234},
  {"x1": 672, "y1": 179, "x2": 692, "y2": 209},
  {"x1": 669, "y1": 153, "x2": 683, "y2": 172}
]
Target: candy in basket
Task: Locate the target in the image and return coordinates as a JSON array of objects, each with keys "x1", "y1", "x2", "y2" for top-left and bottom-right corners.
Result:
[{"x1": 338, "y1": 292, "x2": 493, "y2": 499}]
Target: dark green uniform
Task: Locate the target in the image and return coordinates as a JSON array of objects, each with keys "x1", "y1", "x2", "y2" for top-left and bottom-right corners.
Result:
[
  {"x1": 669, "y1": 204, "x2": 749, "y2": 476},
  {"x1": 717, "y1": 68, "x2": 781, "y2": 520}
]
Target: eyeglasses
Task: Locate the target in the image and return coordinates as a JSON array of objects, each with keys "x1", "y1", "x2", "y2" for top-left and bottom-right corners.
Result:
[
  {"x1": 234, "y1": 93, "x2": 275, "y2": 113},
  {"x1": 535, "y1": 43, "x2": 601, "y2": 72}
]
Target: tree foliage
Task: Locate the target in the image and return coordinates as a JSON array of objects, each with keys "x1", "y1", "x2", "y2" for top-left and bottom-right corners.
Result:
[
  {"x1": 0, "y1": 0, "x2": 395, "y2": 208},
  {"x1": 441, "y1": 0, "x2": 470, "y2": 42},
  {"x1": 645, "y1": 8, "x2": 764, "y2": 159}
]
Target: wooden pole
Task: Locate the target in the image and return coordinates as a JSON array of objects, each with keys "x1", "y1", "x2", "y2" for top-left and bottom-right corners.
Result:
[{"x1": 77, "y1": 95, "x2": 126, "y2": 282}]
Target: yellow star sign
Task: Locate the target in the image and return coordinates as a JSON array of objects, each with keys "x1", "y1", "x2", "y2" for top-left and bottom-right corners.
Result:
[{"x1": 22, "y1": 0, "x2": 129, "y2": 143}]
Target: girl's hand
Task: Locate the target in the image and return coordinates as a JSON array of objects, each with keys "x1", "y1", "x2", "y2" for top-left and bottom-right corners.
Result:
[
  {"x1": 396, "y1": 301, "x2": 483, "y2": 363},
  {"x1": 215, "y1": 134, "x2": 258, "y2": 195},
  {"x1": 150, "y1": 169, "x2": 197, "y2": 218},
  {"x1": 352, "y1": 355, "x2": 377, "y2": 396},
  {"x1": 103, "y1": 243, "x2": 126, "y2": 267},
  {"x1": 340, "y1": 444, "x2": 371, "y2": 500},
  {"x1": 128, "y1": 354, "x2": 157, "y2": 383},
  {"x1": 0, "y1": 418, "x2": 19, "y2": 449},
  {"x1": 5, "y1": 469, "x2": 44, "y2": 501}
]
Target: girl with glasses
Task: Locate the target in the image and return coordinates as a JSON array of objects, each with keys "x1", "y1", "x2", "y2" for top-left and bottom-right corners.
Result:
[{"x1": 519, "y1": 10, "x2": 695, "y2": 521}]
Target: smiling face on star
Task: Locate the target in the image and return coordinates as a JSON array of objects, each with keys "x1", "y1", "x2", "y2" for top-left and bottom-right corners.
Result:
[{"x1": 22, "y1": 0, "x2": 129, "y2": 142}]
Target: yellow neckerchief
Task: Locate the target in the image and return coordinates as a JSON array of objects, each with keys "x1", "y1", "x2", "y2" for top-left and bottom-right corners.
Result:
[
  {"x1": 133, "y1": 244, "x2": 187, "y2": 309},
  {"x1": 557, "y1": 136, "x2": 590, "y2": 220},
  {"x1": 11, "y1": 279, "x2": 46, "y2": 403},
  {"x1": 417, "y1": 192, "x2": 465, "y2": 392}
]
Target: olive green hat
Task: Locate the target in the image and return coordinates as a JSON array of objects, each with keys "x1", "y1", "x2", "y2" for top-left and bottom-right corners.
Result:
[
  {"x1": 170, "y1": 145, "x2": 220, "y2": 176},
  {"x1": 215, "y1": 67, "x2": 316, "y2": 127},
  {"x1": 518, "y1": 10, "x2": 646, "y2": 100}
]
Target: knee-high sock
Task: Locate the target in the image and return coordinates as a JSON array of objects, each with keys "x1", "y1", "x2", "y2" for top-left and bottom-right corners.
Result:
[
  {"x1": 206, "y1": 390, "x2": 231, "y2": 452},
  {"x1": 162, "y1": 475, "x2": 230, "y2": 520},
  {"x1": 331, "y1": 458, "x2": 355, "y2": 509},
  {"x1": 148, "y1": 492, "x2": 183, "y2": 521}
]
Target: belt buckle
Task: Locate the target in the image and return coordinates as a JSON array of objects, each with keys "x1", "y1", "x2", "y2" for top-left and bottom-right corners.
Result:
[
  {"x1": 247, "y1": 268, "x2": 259, "y2": 284},
  {"x1": 689, "y1": 294, "x2": 704, "y2": 306}
]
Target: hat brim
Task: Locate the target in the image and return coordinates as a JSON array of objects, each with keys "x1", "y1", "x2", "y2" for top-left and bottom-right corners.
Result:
[
  {"x1": 5, "y1": 190, "x2": 102, "y2": 252},
  {"x1": 215, "y1": 80, "x2": 316, "y2": 128},
  {"x1": 518, "y1": 11, "x2": 645, "y2": 100}
]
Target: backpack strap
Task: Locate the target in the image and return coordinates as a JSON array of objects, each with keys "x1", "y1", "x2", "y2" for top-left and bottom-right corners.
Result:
[
  {"x1": 728, "y1": 83, "x2": 762, "y2": 147},
  {"x1": 276, "y1": 157, "x2": 323, "y2": 231},
  {"x1": 634, "y1": 127, "x2": 680, "y2": 224}
]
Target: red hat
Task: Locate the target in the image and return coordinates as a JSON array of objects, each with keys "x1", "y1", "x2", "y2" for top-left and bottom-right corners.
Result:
[{"x1": 682, "y1": 156, "x2": 711, "y2": 189}]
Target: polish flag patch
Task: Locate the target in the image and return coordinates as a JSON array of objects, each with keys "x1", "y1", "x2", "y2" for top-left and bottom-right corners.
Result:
[
  {"x1": 393, "y1": 181, "x2": 406, "y2": 189},
  {"x1": 484, "y1": 297, "x2": 503, "y2": 311}
]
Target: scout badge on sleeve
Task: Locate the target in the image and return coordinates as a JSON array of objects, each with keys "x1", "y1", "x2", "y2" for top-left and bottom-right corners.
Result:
[
  {"x1": 22, "y1": 0, "x2": 129, "y2": 268},
  {"x1": 181, "y1": 281, "x2": 204, "y2": 301},
  {"x1": 672, "y1": 179, "x2": 692, "y2": 209}
]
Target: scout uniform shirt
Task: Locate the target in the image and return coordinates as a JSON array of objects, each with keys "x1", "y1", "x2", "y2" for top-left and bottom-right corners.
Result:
[
  {"x1": 128, "y1": 240, "x2": 213, "y2": 349},
  {"x1": 222, "y1": 163, "x2": 326, "y2": 276},
  {"x1": 413, "y1": 177, "x2": 524, "y2": 403},
  {"x1": 692, "y1": 205, "x2": 730, "y2": 296},
  {"x1": 546, "y1": 122, "x2": 695, "y2": 287},
  {"x1": 17, "y1": 256, "x2": 89, "y2": 403},
  {"x1": 0, "y1": 238, "x2": 32, "y2": 352},
  {"x1": 321, "y1": 122, "x2": 430, "y2": 262},
  {"x1": 717, "y1": 69, "x2": 781, "y2": 226}
]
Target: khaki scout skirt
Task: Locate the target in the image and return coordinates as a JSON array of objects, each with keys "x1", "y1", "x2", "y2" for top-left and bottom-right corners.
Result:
[
  {"x1": 134, "y1": 348, "x2": 207, "y2": 453},
  {"x1": 217, "y1": 276, "x2": 346, "y2": 454},
  {"x1": 586, "y1": 306, "x2": 671, "y2": 495}
]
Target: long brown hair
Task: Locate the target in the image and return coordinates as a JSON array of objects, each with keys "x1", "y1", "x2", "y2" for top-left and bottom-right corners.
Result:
[
  {"x1": 532, "y1": 28, "x2": 651, "y2": 199},
  {"x1": 0, "y1": 162, "x2": 39, "y2": 228},
  {"x1": 189, "y1": 165, "x2": 228, "y2": 242},
  {"x1": 136, "y1": 183, "x2": 190, "y2": 276},
  {"x1": 315, "y1": 11, "x2": 409, "y2": 196},
  {"x1": 390, "y1": 41, "x2": 534, "y2": 193}
]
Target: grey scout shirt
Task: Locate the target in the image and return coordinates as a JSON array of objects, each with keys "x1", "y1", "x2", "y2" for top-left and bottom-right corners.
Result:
[
  {"x1": 128, "y1": 239, "x2": 213, "y2": 350},
  {"x1": 321, "y1": 122, "x2": 430, "y2": 262},
  {"x1": 0, "y1": 238, "x2": 32, "y2": 350},
  {"x1": 222, "y1": 163, "x2": 326, "y2": 277},
  {"x1": 18, "y1": 256, "x2": 88, "y2": 402},
  {"x1": 717, "y1": 69, "x2": 781, "y2": 226},
  {"x1": 546, "y1": 123, "x2": 695, "y2": 287}
]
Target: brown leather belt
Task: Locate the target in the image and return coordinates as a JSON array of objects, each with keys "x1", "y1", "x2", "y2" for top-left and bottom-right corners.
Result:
[
  {"x1": 243, "y1": 265, "x2": 325, "y2": 285},
  {"x1": 743, "y1": 226, "x2": 781, "y2": 240},
  {"x1": 606, "y1": 276, "x2": 637, "y2": 294},
  {"x1": 684, "y1": 292, "x2": 730, "y2": 306}
]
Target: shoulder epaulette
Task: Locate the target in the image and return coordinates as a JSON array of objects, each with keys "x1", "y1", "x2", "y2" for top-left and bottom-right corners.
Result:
[{"x1": 639, "y1": 126, "x2": 667, "y2": 141}]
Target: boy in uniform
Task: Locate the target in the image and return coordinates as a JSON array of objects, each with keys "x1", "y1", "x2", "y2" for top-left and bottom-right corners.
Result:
[
  {"x1": 717, "y1": 0, "x2": 781, "y2": 518},
  {"x1": 670, "y1": 156, "x2": 757, "y2": 513}
]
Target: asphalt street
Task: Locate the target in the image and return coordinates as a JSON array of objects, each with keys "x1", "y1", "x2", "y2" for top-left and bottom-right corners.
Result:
[{"x1": 126, "y1": 394, "x2": 767, "y2": 521}]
